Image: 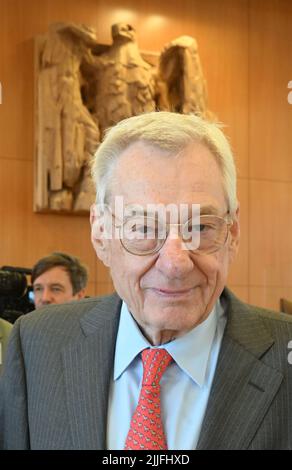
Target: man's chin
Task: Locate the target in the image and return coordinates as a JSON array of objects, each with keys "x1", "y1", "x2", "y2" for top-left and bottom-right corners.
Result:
[{"x1": 143, "y1": 307, "x2": 202, "y2": 332}]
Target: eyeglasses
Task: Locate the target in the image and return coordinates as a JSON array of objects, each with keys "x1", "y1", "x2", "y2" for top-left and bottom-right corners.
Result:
[{"x1": 111, "y1": 213, "x2": 233, "y2": 256}]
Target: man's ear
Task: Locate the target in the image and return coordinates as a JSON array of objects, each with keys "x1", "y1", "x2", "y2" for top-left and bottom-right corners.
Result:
[
  {"x1": 90, "y1": 204, "x2": 110, "y2": 267},
  {"x1": 75, "y1": 288, "x2": 86, "y2": 300},
  {"x1": 228, "y1": 204, "x2": 240, "y2": 263}
]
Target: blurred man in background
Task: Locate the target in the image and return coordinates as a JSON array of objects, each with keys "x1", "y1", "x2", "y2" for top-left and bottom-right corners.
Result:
[
  {"x1": 31, "y1": 252, "x2": 88, "y2": 308},
  {"x1": 0, "y1": 318, "x2": 12, "y2": 375}
]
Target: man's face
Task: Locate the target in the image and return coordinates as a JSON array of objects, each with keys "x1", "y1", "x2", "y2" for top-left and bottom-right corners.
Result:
[
  {"x1": 33, "y1": 266, "x2": 83, "y2": 309},
  {"x1": 91, "y1": 141, "x2": 240, "y2": 345}
]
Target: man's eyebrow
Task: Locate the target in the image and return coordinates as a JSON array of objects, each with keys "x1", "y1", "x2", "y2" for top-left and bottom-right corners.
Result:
[
  {"x1": 125, "y1": 206, "x2": 222, "y2": 216},
  {"x1": 33, "y1": 282, "x2": 65, "y2": 289},
  {"x1": 199, "y1": 205, "x2": 221, "y2": 215}
]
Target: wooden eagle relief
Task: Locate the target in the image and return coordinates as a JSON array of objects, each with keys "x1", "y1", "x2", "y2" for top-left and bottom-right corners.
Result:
[{"x1": 34, "y1": 22, "x2": 213, "y2": 213}]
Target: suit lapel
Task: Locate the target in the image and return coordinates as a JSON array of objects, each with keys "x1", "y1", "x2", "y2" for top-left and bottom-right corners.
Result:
[
  {"x1": 62, "y1": 295, "x2": 121, "y2": 450},
  {"x1": 197, "y1": 290, "x2": 283, "y2": 450}
]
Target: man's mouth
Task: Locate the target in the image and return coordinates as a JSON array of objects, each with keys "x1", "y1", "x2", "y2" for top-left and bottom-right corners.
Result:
[{"x1": 150, "y1": 287, "x2": 195, "y2": 298}]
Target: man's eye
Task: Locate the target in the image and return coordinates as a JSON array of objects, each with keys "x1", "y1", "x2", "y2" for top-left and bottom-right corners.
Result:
[
  {"x1": 131, "y1": 223, "x2": 156, "y2": 234},
  {"x1": 187, "y1": 224, "x2": 206, "y2": 232},
  {"x1": 132, "y1": 224, "x2": 147, "y2": 233},
  {"x1": 199, "y1": 224, "x2": 209, "y2": 232},
  {"x1": 197, "y1": 223, "x2": 215, "y2": 232},
  {"x1": 51, "y1": 287, "x2": 63, "y2": 293},
  {"x1": 33, "y1": 286, "x2": 42, "y2": 293},
  {"x1": 142, "y1": 225, "x2": 155, "y2": 234}
]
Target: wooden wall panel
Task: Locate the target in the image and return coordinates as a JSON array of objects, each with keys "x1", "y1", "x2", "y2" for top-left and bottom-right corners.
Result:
[
  {"x1": 249, "y1": 286, "x2": 292, "y2": 312},
  {"x1": 249, "y1": 0, "x2": 292, "y2": 182},
  {"x1": 86, "y1": 282, "x2": 97, "y2": 298},
  {"x1": 227, "y1": 286, "x2": 249, "y2": 304},
  {"x1": 0, "y1": 1, "x2": 35, "y2": 160},
  {"x1": 0, "y1": 158, "x2": 101, "y2": 290},
  {"x1": 248, "y1": 0, "x2": 292, "y2": 309},
  {"x1": 249, "y1": 179, "x2": 292, "y2": 287}
]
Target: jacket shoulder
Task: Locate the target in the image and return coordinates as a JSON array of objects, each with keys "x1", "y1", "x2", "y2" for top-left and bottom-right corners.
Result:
[{"x1": 13, "y1": 293, "x2": 121, "y2": 348}]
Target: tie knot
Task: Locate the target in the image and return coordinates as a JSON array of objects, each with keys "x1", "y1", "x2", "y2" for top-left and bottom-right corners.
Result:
[{"x1": 141, "y1": 348, "x2": 173, "y2": 386}]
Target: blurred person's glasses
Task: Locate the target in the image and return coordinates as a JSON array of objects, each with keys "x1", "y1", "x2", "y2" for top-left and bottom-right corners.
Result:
[{"x1": 110, "y1": 213, "x2": 233, "y2": 256}]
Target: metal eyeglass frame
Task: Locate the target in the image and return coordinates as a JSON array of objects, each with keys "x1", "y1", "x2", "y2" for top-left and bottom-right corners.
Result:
[{"x1": 110, "y1": 212, "x2": 233, "y2": 256}]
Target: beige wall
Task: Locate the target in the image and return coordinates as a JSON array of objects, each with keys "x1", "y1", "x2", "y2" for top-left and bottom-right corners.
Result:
[{"x1": 0, "y1": 0, "x2": 292, "y2": 309}]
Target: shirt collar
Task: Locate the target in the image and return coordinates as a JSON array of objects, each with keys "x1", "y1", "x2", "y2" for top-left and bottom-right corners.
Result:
[
  {"x1": 114, "y1": 300, "x2": 224, "y2": 387},
  {"x1": 113, "y1": 301, "x2": 150, "y2": 381}
]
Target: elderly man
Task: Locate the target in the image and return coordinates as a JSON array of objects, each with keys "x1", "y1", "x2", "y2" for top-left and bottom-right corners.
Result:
[
  {"x1": 1, "y1": 112, "x2": 292, "y2": 450},
  {"x1": 0, "y1": 318, "x2": 12, "y2": 375}
]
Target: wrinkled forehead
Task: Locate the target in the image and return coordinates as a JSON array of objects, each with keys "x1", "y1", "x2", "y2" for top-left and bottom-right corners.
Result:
[
  {"x1": 107, "y1": 141, "x2": 228, "y2": 214},
  {"x1": 109, "y1": 200, "x2": 224, "y2": 222}
]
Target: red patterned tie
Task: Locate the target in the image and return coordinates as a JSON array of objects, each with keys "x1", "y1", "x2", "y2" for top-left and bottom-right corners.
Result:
[{"x1": 124, "y1": 348, "x2": 173, "y2": 450}]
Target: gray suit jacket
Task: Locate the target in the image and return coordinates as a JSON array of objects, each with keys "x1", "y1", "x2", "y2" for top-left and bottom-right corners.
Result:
[{"x1": 1, "y1": 288, "x2": 292, "y2": 450}]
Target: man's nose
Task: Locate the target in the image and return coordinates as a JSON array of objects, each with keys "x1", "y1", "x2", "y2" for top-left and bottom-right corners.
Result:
[
  {"x1": 155, "y1": 236, "x2": 194, "y2": 278},
  {"x1": 40, "y1": 288, "x2": 53, "y2": 304}
]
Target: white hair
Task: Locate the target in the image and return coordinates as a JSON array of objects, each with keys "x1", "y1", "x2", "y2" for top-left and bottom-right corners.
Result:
[{"x1": 91, "y1": 111, "x2": 238, "y2": 215}]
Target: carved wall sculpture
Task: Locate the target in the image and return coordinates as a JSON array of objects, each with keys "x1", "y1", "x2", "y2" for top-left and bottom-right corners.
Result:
[{"x1": 34, "y1": 22, "x2": 213, "y2": 213}]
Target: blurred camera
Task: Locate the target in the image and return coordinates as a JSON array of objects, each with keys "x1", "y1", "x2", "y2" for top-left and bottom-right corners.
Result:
[{"x1": 0, "y1": 266, "x2": 35, "y2": 323}]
